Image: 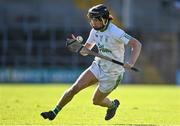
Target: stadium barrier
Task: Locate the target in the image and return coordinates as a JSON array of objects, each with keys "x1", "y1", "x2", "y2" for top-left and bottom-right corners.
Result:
[
  {"x1": 0, "y1": 68, "x2": 83, "y2": 83},
  {"x1": 176, "y1": 70, "x2": 180, "y2": 85}
]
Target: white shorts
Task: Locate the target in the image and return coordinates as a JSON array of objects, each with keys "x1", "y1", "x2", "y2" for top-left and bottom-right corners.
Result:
[{"x1": 89, "y1": 61, "x2": 124, "y2": 93}]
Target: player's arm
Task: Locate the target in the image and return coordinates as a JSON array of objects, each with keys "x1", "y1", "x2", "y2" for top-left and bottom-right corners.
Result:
[
  {"x1": 79, "y1": 29, "x2": 96, "y2": 56},
  {"x1": 70, "y1": 34, "x2": 95, "y2": 56},
  {"x1": 80, "y1": 42, "x2": 95, "y2": 56},
  {"x1": 124, "y1": 38, "x2": 142, "y2": 69},
  {"x1": 84, "y1": 42, "x2": 95, "y2": 50}
]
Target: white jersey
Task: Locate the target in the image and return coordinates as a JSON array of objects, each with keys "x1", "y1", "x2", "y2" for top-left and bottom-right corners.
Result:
[{"x1": 86, "y1": 22, "x2": 132, "y2": 75}]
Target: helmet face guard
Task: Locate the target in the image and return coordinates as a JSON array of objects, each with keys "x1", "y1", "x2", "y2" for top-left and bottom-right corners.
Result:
[
  {"x1": 87, "y1": 4, "x2": 110, "y2": 31},
  {"x1": 88, "y1": 18, "x2": 108, "y2": 31}
]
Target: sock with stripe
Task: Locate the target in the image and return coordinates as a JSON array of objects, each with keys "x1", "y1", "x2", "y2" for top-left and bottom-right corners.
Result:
[
  {"x1": 52, "y1": 106, "x2": 62, "y2": 115},
  {"x1": 108, "y1": 101, "x2": 116, "y2": 109}
]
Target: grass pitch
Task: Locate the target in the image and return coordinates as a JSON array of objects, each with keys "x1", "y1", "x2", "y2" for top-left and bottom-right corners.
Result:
[{"x1": 0, "y1": 84, "x2": 180, "y2": 126}]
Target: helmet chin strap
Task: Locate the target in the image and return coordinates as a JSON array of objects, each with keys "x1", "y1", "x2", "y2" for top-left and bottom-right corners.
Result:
[
  {"x1": 101, "y1": 18, "x2": 107, "y2": 26},
  {"x1": 100, "y1": 18, "x2": 109, "y2": 31}
]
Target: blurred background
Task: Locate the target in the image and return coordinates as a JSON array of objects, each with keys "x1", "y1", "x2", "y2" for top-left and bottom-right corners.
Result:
[{"x1": 0, "y1": 0, "x2": 179, "y2": 85}]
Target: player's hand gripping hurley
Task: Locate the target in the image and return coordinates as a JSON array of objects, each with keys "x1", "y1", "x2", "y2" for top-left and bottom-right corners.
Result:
[{"x1": 66, "y1": 35, "x2": 139, "y2": 72}]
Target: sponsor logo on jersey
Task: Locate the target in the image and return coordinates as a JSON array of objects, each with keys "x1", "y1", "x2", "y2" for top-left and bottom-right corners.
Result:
[{"x1": 97, "y1": 43, "x2": 112, "y2": 53}]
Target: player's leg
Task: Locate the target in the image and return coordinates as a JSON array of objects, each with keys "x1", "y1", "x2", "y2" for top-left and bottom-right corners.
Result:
[
  {"x1": 56, "y1": 69, "x2": 98, "y2": 108},
  {"x1": 92, "y1": 88, "x2": 119, "y2": 121},
  {"x1": 41, "y1": 68, "x2": 98, "y2": 120},
  {"x1": 92, "y1": 88, "x2": 112, "y2": 107}
]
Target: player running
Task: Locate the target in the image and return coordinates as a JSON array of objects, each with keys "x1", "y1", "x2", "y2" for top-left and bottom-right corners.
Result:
[{"x1": 41, "y1": 4, "x2": 141, "y2": 121}]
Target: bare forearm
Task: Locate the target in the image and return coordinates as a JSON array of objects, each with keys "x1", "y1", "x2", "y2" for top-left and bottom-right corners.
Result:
[
  {"x1": 80, "y1": 42, "x2": 94, "y2": 56},
  {"x1": 128, "y1": 39, "x2": 142, "y2": 66}
]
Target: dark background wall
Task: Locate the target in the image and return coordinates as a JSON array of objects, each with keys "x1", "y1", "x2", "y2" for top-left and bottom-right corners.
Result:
[{"x1": 0, "y1": 0, "x2": 180, "y2": 84}]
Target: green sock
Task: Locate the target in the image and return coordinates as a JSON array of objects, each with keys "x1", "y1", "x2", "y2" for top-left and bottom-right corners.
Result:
[
  {"x1": 52, "y1": 106, "x2": 61, "y2": 115},
  {"x1": 109, "y1": 101, "x2": 116, "y2": 109}
]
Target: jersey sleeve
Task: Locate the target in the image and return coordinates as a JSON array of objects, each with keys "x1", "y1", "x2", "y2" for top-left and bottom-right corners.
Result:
[
  {"x1": 86, "y1": 29, "x2": 96, "y2": 45},
  {"x1": 119, "y1": 33, "x2": 133, "y2": 45},
  {"x1": 111, "y1": 25, "x2": 133, "y2": 45}
]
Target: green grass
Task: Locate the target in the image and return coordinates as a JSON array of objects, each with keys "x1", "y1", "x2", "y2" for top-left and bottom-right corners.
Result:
[{"x1": 0, "y1": 84, "x2": 180, "y2": 126}]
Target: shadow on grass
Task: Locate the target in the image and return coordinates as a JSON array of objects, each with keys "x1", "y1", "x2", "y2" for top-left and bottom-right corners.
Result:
[
  {"x1": 110, "y1": 124, "x2": 157, "y2": 126},
  {"x1": 69, "y1": 124, "x2": 157, "y2": 126}
]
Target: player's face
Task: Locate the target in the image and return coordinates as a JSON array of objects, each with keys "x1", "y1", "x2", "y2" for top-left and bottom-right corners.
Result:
[{"x1": 89, "y1": 18, "x2": 103, "y2": 30}]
